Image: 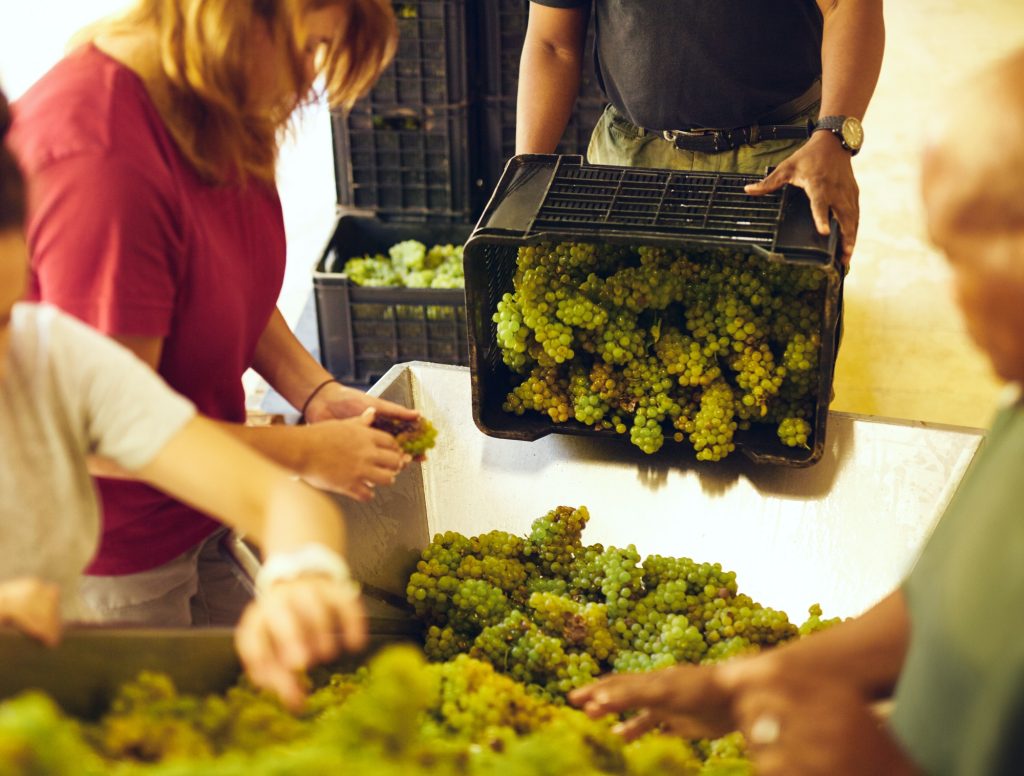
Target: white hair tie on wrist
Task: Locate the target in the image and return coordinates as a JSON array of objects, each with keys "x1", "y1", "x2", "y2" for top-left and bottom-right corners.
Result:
[{"x1": 255, "y1": 543, "x2": 360, "y2": 600}]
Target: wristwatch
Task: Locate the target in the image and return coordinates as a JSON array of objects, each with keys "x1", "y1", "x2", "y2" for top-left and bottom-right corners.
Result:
[{"x1": 813, "y1": 115, "x2": 864, "y2": 155}]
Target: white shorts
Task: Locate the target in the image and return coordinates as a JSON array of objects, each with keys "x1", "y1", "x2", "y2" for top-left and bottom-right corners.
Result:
[{"x1": 77, "y1": 528, "x2": 253, "y2": 627}]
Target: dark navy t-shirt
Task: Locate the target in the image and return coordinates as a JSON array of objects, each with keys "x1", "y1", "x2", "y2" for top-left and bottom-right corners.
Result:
[{"x1": 531, "y1": 0, "x2": 823, "y2": 130}]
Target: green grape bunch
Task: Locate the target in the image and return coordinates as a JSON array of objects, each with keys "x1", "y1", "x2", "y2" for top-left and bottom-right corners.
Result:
[
  {"x1": 370, "y1": 415, "x2": 437, "y2": 457},
  {"x1": 495, "y1": 242, "x2": 830, "y2": 461},
  {"x1": 343, "y1": 240, "x2": 464, "y2": 290},
  {"x1": 407, "y1": 505, "x2": 833, "y2": 708}
]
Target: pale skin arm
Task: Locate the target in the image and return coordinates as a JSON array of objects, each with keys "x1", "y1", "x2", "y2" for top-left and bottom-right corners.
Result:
[
  {"x1": 12, "y1": 416, "x2": 369, "y2": 708},
  {"x1": 515, "y1": 3, "x2": 590, "y2": 154},
  {"x1": 135, "y1": 415, "x2": 367, "y2": 709},
  {"x1": 746, "y1": 0, "x2": 885, "y2": 266},
  {"x1": 570, "y1": 590, "x2": 917, "y2": 775},
  {"x1": 96, "y1": 323, "x2": 413, "y2": 502}
]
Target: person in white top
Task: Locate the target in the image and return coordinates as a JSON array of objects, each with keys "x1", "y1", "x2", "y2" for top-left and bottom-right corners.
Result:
[{"x1": 0, "y1": 91, "x2": 365, "y2": 711}]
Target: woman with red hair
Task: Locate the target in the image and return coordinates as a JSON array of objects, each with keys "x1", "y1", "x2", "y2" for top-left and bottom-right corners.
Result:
[{"x1": 9, "y1": 0, "x2": 412, "y2": 627}]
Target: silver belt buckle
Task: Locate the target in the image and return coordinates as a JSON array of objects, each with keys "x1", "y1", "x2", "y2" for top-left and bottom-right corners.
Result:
[{"x1": 663, "y1": 128, "x2": 714, "y2": 142}]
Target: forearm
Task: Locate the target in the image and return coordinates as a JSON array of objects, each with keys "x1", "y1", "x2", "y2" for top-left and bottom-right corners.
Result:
[
  {"x1": 251, "y1": 307, "x2": 334, "y2": 412},
  {"x1": 819, "y1": 0, "x2": 885, "y2": 118},
  {"x1": 257, "y1": 476, "x2": 345, "y2": 557},
  {"x1": 516, "y1": 7, "x2": 589, "y2": 154},
  {"x1": 137, "y1": 417, "x2": 343, "y2": 555},
  {"x1": 212, "y1": 419, "x2": 314, "y2": 475},
  {"x1": 771, "y1": 589, "x2": 910, "y2": 699}
]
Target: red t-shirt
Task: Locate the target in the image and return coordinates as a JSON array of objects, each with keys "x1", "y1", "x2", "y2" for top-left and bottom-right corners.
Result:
[{"x1": 10, "y1": 45, "x2": 286, "y2": 574}]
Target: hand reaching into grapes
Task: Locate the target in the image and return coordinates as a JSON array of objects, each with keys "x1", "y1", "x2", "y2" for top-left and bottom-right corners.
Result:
[
  {"x1": 235, "y1": 575, "x2": 367, "y2": 711},
  {"x1": 570, "y1": 660, "x2": 738, "y2": 740},
  {"x1": 0, "y1": 577, "x2": 62, "y2": 647},
  {"x1": 572, "y1": 651, "x2": 918, "y2": 775}
]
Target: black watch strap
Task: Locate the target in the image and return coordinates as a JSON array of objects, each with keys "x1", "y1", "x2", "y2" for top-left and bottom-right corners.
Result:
[{"x1": 813, "y1": 115, "x2": 863, "y2": 155}]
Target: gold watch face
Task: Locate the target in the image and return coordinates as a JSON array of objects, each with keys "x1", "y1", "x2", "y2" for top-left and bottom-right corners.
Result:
[{"x1": 841, "y1": 117, "x2": 864, "y2": 151}]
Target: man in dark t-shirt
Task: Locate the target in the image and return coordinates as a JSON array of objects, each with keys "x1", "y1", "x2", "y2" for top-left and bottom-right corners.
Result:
[{"x1": 518, "y1": 1, "x2": 885, "y2": 266}]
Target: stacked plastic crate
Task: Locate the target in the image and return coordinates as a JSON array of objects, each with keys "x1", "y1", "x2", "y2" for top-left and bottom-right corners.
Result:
[
  {"x1": 317, "y1": 1, "x2": 609, "y2": 385},
  {"x1": 476, "y1": 0, "x2": 606, "y2": 196},
  {"x1": 315, "y1": 1, "x2": 475, "y2": 386}
]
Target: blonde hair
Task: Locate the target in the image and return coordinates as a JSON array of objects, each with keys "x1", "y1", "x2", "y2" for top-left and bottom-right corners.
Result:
[{"x1": 83, "y1": 0, "x2": 396, "y2": 183}]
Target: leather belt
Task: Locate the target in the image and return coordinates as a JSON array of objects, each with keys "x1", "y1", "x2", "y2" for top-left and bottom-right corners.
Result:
[
  {"x1": 661, "y1": 121, "x2": 813, "y2": 153},
  {"x1": 655, "y1": 79, "x2": 821, "y2": 153}
]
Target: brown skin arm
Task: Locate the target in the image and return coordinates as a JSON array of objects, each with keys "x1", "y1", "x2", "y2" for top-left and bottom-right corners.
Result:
[
  {"x1": 571, "y1": 589, "x2": 911, "y2": 736},
  {"x1": 813, "y1": 0, "x2": 886, "y2": 124},
  {"x1": 743, "y1": 588, "x2": 911, "y2": 702},
  {"x1": 746, "y1": 0, "x2": 885, "y2": 266},
  {"x1": 730, "y1": 672, "x2": 921, "y2": 776},
  {"x1": 515, "y1": 3, "x2": 590, "y2": 154}
]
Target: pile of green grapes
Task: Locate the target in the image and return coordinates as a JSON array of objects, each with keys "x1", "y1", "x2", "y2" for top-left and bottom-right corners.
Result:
[
  {"x1": 407, "y1": 505, "x2": 835, "y2": 701},
  {"x1": 0, "y1": 647, "x2": 751, "y2": 775},
  {"x1": 343, "y1": 240, "x2": 464, "y2": 290},
  {"x1": 493, "y1": 242, "x2": 827, "y2": 460},
  {"x1": 0, "y1": 506, "x2": 838, "y2": 775}
]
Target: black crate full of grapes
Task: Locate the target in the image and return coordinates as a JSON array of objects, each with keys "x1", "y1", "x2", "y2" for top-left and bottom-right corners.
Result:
[{"x1": 462, "y1": 155, "x2": 843, "y2": 467}]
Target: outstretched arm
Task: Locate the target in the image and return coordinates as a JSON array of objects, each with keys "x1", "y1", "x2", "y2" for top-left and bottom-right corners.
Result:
[
  {"x1": 136, "y1": 416, "x2": 366, "y2": 708},
  {"x1": 572, "y1": 589, "x2": 910, "y2": 735},
  {"x1": 0, "y1": 579, "x2": 61, "y2": 647},
  {"x1": 100, "y1": 327, "x2": 411, "y2": 502}
]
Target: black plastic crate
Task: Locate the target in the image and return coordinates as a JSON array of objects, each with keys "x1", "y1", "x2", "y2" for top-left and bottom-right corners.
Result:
[
  {"x1": 479, "y1": 95, "x2": 606, "y2": 200},
  {"x1": 370, "y1": 0, "x2": 469, "y2": 106},
  {"x1": 332, "y1": 103, "x2": 476, "y2": 219},
  {"x1": 478, "y1": 0, "x2": 528, "y2": 98},
  {"x1": 475, "y1": 3, "x2": 606, "y2": 196},
  {"x1": 330, "y1": 0, "x2": 476, "y2": 218},
  {"x1": 314, "y1": 215, "x2": 473, "y2": 385},
  {"x1": 463, "y1": 155, "x2": 843, "y2": 467}
]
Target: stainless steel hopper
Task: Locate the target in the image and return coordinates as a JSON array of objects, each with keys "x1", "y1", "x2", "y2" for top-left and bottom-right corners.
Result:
[
  {"x1": 346, "y1": 362, "x2": 983, "y2": 624},
  {"x1": 0, "y1": 362, "x2": 983, "y2": 716}
]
